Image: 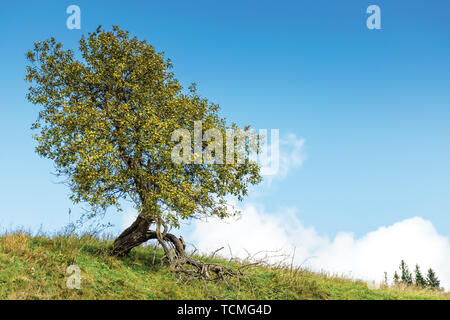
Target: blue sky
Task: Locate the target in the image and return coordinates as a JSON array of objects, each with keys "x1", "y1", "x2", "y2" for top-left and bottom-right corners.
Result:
[{"x1": 1, "y1": 0, "x2": 449, "y2": 258}]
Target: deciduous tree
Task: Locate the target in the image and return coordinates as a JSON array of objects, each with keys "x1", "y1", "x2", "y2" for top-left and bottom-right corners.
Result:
[{"x1": 25, "y1": 26, "x2": 261, "y2": 273}]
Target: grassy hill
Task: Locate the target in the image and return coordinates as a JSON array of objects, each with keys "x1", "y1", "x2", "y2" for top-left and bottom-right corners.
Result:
[{"x1": 0, "y1": 231, "x2": 448, "y2": 300}]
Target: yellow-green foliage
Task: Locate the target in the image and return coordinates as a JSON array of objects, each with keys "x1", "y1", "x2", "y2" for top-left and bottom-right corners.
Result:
[
  {"x1": 0, "y1": 233, "x2": 448, "y2": 300},
  {"x1": 25, "y1": 26, "x2": 261, "y2": 226}
]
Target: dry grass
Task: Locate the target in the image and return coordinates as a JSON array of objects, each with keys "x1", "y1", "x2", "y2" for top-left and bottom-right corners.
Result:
[{"x1": 1, "y1": 232, "x2": 31, "y2": 254}]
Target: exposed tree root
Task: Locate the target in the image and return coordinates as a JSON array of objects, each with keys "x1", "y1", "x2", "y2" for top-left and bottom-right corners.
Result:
[
  {"x1": 112, "y1": 217, "x2": 245, "y2": 281},
  {"x1": 145, "y1": 230, "x2": 239, "y2": 281}
]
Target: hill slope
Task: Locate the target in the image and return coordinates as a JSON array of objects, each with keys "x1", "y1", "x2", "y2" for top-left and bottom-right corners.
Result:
[{"x1": 0, "y1": 232, "x2": 448, "y2": 300}]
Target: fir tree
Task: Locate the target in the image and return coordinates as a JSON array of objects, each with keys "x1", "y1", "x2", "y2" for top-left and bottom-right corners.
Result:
[
  {"x1": 399, "y1": 260, "x2": 413, "y2": 285},
  {"x1": 414, "y1": 264, "x2": 426, "y2": 287},
  {"x1": 426, "y1": 268, "x2": 440, "y2": 289},
  {"x1": 393, "y1": 271, "x2": 400, "y2": 285}
]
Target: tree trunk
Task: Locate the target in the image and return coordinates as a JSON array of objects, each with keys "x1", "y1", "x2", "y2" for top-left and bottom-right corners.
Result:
[
  {"x1": 112, "y1": 215, "x2": 154, "y2": 256},
  {"x1": 112, "y1": 217, "x2": 236, "y2": 280}
]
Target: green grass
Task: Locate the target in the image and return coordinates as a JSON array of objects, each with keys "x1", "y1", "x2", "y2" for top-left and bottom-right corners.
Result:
[{"x1": 0, "y1": 231, "x2": 448, "y2": 300}]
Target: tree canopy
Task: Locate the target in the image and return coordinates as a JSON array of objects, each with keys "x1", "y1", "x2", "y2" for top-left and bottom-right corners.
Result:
[{"x1": 25, "y1": 26, "x2": 261, "y2": 232}]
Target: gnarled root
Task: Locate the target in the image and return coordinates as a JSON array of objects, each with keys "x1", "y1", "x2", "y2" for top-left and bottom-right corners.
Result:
[
  {"x1": 146, "y1": 228, "x2": 238, "y2": 281},
  {"x1": 113, "y1": 216, "x2": 241, "y2": 281}
]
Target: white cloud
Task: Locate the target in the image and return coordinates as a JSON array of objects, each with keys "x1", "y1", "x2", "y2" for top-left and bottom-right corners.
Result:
[
  {"x1": 190, "y1": 204, "x2": 450, "y2": 291},
  {"x1": 278, "y1": 133, "x2": 306, "y2": 178},
  {"x1": 262, "y1": 133, "x2": 306, "y2": 183}
]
